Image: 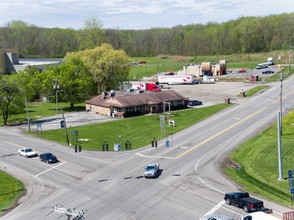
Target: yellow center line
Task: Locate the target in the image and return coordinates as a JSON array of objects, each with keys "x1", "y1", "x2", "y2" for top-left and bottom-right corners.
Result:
[{"x1": 175, "y1": 107, "x2": 267, "y2": 159}]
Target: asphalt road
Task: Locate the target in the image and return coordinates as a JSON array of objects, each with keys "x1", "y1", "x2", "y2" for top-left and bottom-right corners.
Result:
[{"x1": 1, "y1": 76, "x2": 294, "y2": 220}]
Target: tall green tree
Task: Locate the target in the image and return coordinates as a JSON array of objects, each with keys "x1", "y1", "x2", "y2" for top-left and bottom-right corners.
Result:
[
  {"x1": 0, "y1": 75, "x2": 23, "y2": 125},
  {"x1": 77, "y1": 16, "x2": 106, "y2": 50},
  {"x1": 66, "y1": 44, "x2": 131, "y2": 94},
  {"x1": 39, "y1": 59, "x2": 96, "y2": 108}
]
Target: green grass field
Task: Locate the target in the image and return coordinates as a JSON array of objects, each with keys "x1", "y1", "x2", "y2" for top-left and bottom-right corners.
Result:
[
  {"x1": 223, "y1": 110, "x2": 294, "y2": 207},
  {"x1": 0, "y1": 171, "x2": 25, "y2": 214}
]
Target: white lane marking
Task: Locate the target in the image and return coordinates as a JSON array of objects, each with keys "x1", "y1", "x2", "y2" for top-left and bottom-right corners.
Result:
[
  {"x1": 135, "y1": 153, "x2": 175, "y2": 160},
  {"x1": 203, "y1": 200, "x2": 226, "y2": 216},
  {"x1": 35, "y1": 161, "x2": 66, "y2": 177},
  {"x1": 194, "y1": 159, "x2": 224, "y2": 194}
]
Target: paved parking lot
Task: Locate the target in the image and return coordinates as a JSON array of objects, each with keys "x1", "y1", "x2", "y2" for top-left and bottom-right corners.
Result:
[{"x1": 168, "y1": 81, "x2": 260, "y2": 106}]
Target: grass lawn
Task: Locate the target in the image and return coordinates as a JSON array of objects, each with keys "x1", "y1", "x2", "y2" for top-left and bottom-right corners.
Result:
[
  {"x1": 1, "y1": 102, "x2": 85, "y2": 126},
  {"x1": 243, "y1": 85, "x2": 270, "y2": 97},
  {"x1": 33, "y1": 104, "x2": 230, "y2": 151},
  {"x1": 223, "y1": 110, "x2": 294, "y2": 207},
  {"x1": 0, "y1": 171, "x2": 25, "y2": 214}
]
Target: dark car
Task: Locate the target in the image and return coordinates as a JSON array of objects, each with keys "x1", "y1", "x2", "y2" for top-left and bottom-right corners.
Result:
[
  {"x1": 262, "y1": 69, "x2": 274, "y2": 74},
  {"x1": 188, "y1": 100, "x2": 203, "y2": 107},
  {"x1": 39, "y1": 152, "x2": 58, "y2": 164}
]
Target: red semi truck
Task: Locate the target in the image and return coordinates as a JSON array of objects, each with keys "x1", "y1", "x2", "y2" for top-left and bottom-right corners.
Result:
[{"x1": 130, "y1": 82, "x2": 161, "y2": 92}]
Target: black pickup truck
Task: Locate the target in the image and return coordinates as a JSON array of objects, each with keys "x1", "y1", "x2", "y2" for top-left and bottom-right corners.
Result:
[{"x1": 224, "y1": 192, "x2": 264, "y2": 213}]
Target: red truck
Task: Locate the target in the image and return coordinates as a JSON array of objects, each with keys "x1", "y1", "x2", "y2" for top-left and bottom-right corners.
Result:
[{"x1": 130, "y1": 82, "x2": 161, "y2": 92}]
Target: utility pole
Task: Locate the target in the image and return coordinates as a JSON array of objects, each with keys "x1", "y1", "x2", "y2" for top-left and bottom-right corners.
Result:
[
  {"x1": 53, "y1": 79, "x2": 59, "y2": 115},
  {"x1": 289, "y1": 46, "x2": 293, "y2": 71},
  {"x1": 24, "y1": 96, "x2": 30, "y2": 132},
  {"x1": 279, "y1": 72, "x2": 283, "y2": 136},
  {"x1": 61, "y1": 109, "x2": 69, "y2": 145},
  {"x1": 277, "y1": 112, "x2": 283, "y2": 180}
]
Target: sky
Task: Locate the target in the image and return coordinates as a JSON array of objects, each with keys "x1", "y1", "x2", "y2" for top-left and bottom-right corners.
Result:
[{"x1": 0, "y1": 0, "x2": 294, "y2": 30}]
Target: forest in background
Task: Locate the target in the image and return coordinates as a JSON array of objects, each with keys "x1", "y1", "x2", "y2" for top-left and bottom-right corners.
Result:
[{"x1": 0, "y1": 13, "x2": 293, "y2": 58}]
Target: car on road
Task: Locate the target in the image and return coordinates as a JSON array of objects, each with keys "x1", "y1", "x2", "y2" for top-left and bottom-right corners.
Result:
[
  {"x1": 39, "y1": 152, "x2": 58, "y2": 164},
  {"x1": 144, "y1": 163, "x2": 160, "y2": 178},
  {"x1": 200, "y1": 214, "x2": 234, "y2": 220},
  {"x1": 262, "y1": 69, "x2": 274, "y2": 74},
  {"x1": 188, "y1": 100, "x2": 203, "y2": 107},
  {"x1": 18, "y1": 147, "x2": 38, "y2": 158}
]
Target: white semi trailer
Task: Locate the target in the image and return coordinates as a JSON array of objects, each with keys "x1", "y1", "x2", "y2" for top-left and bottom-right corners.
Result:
[{"x1": 157, "y1": 74, "x2": 195, "y2": 85}]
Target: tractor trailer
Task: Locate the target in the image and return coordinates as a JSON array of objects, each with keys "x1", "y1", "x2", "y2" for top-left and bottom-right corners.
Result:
[{"x1": 157, "y1": 74, "x2": 195, "y2": 85}]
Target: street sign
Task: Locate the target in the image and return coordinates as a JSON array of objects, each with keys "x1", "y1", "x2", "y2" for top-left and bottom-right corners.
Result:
[{"x1": 289, "y1": 170, "x2": 293, "y2": 179}]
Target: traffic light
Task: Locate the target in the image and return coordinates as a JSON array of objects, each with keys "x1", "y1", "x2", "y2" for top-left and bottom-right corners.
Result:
[
  {"x1": 79, "y1": 145, "x2": 82, "y2": 152},
  {"x1": 125, "y1": 141, "x2": 131, "y2": 150},
  {"x1": 60, "y1": 120, "x2": 65, "y2": 128}
]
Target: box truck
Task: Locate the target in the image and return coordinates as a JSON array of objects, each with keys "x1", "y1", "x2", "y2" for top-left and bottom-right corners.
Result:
[{"x1": 130, "y1": 81, "x2": 161, "y2": 92}]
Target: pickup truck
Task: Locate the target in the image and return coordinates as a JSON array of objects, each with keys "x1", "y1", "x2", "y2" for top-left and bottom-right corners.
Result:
[{"x1": 224, "y1": 192, "x2": 264, "y2": 213}]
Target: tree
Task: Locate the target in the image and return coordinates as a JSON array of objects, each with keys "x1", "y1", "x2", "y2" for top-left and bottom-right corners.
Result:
[
  {"x1": 0, "y1": 75, "x2": 23, "y2": 125},
  {"x1": 66, "y1": 44, "x2": 131, "y2": 94},
  {"x1": 39, "y1": 58, "x2": 96, "y2": 108},
  {"x1": 55, "y1": 58, "x2": 96, "y2": 108},
  {"x1": 15, "y1": 66, "x2": 43, "y2": 102},
  {"x1": 77, "y1": 16, "x2": 106, "y2": 50}
]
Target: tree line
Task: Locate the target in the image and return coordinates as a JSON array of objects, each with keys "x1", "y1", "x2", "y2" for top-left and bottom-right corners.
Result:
[
  {"x1": 0, "y1": 44, "x2": 130, "y2": 125},
  {"x1": 0, "y1": 13, "x2": 293, "y2": 58}
]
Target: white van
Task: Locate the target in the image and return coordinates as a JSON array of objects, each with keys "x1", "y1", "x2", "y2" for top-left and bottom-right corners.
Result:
[{"x1": 242, "y1": 211, "x2": 280, "y2": 220}]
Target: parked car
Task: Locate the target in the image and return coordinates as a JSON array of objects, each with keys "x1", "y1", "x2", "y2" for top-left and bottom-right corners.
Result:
[
  {"x1": 165, "y1": 72, "x2": 175, "y2": 75},
  {"x1": 238, "y1": 69, "x2": 247, "y2": 73},
  {"x1": 200, "y1": 214, "x2": 234, "y2": 220},
  {"x1": 39, "y1": 152, "x2": 58, "y2": 164},
  {"x1": 18, "y1": 147, "x2": 38, "y2": 158},
  {"x1": 144, "y1": 163, "x2": 160, "y2": 178},
  {"x1": 262, "y1": 69, "x2": 274, "y2": 74},
  {"x1": 188, "y1": 100, "x2": 203, "y2": 107},
  {"x1": 224, "y1": 192, "x2": 264, "y2": 213}
]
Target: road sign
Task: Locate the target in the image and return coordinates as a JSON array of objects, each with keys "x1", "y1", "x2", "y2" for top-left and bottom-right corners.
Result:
[{"x1": 289, "y1": 170, "x2": 293, "y2": 179}]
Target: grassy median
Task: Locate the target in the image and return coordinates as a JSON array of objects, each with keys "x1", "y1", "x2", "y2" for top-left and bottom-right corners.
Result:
[
  {"x1": 223, "y1": 110, "x2": 294, "y2": 207},
  {"x1": 0, "y1": 171, "x2": 25, "y2": 215}
]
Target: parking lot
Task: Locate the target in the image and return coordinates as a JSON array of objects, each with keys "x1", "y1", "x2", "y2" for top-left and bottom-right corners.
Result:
[{"x1": 167, "y1": 81, "x2": 261, "y2": 106}]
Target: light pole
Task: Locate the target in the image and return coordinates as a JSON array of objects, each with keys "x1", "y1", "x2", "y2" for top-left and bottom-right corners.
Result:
[
  {"x1": 279, "y1": 72, "x2": 283, "y2": 136},
  {"x1": 289, "y1": 46, "x2": 293, "y2": 71},
  {"x1": 53, "y1": 79, "x2": 59, "y2": 115}
]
